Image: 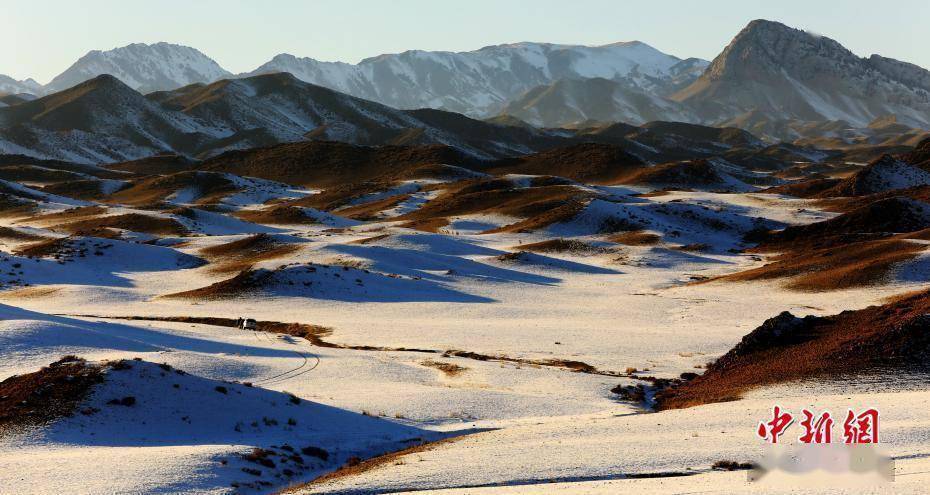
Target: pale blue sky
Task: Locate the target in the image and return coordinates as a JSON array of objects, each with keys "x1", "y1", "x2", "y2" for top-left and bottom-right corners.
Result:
[{"x1": 3, "y1": 0, "x2": 929, "y2": 84}]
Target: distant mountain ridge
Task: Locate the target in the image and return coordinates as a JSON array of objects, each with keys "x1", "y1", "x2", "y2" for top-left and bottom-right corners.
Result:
[
  {"x1": 246, "y1": 41, "x2": 707, "y2": 116},
  {"x1": 0, "y1": 73, "x2": 574, "y2": 163},
  {"x1": 3, "y1": 20, "x2": 930, "y2": 142}
]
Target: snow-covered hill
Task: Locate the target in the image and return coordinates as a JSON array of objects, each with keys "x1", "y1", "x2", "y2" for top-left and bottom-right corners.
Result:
[
  {"x1": 44, "y1": 43, "x2": 232, "y2": 94},
  {"x1": 247, "y1": 41, "x2": 707, "y2": 116}
]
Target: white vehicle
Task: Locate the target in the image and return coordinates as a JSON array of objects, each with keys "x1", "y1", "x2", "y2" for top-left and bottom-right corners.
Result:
[{"x1": 236, "y1": 318, "x2": 257, "y2": 330}]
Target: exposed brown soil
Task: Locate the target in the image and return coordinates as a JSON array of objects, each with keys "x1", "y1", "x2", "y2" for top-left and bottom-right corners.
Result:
[
  {"x1": 0, "y1": 194, "x2": 37, "y2": 218},
  {"x1": 26, "y1": 205, "x2": 108, "y2": 224},
  {"x1": 234, "y1": 206, "x2": 320, "y2": 225},
  {"x1": 348, "y1": 234, "x2": 391, "y2": 245},
  {"x1": 0, "y1": 357, "x2": 104, "y2": 435},
  {"x1": 809, "y1": 155, "x2": 924, "y2": 198},
  {"x1": 517, "y1": 238, "x2": 606, "y2": 254},
  {"x1": 103, "y1": 154, "x2": 196, "y2": 175},
  {"x1": 763, "y1": 197, "x2": 930, "y2": 247},
  {"x1": 107, "y1": 171, "x2": 237, "y2": 206},
  {"x1": 608, "y1": 231, "x2": 661, "y2": 246},
  {"x1": 201, "y1": 140, "x2": 478, "y2": 187},
  {"x1": 813, "y1": 185, "x2": 930, "y2": 213},
  {"x1": 336, "y1": 194, "x2": 411, "y2": 221},
  {"x1": 718, "y1": 236, "x2": 927, "y2": 291},
  {"x1": 711, "y1": 197, "x2": 930, "y2": 291},
  {"x1": 399, "y1": 217, "x2": 450, "y2": 233},
  {"x1": 763, "y1": 178, "x2": 843, "y2": 198},
  {"x1": 199, "y1": 234, "x2": 301, "y2": 273},
  {"x1": 54, "y1": 213, "x2": 188, "y2": 236},
  {"x1": 481, "y1": 143, "x2": 645, "y2": 184},
  {"x1": 290, "y1": 181, "x2": 398, "y2": 211},
  {"x1": 483, "y1": 197, "x2": 589, "y2": 234},
  {"x1": 621, "y1": 159, "x2": 725, "y2": 188},
  {"x1": 398, "y1": 184, "x2": 590, "y2": 224},
  {"x1": 390, "y1": 179, "x2": 591, "y2": 234},
  {"x1": 421, "y1": 359, "x2": 468, "y2": 377},
  {"x1": 0, "y1": 226, "x2": 46, "y2": 242},
  {"x1": 656, "y1": 289, "x2": 930, "y2": 409},
  {"x1": 41, "y1": 180, "x2": 126, "y2": 201},
  {"x1": 164, "y1": 269, "x2": 272, "y2": 299},
  {"x1": 281, "y1": 436, "x2": 470, "y2": 493},
  {"x1": 0, "y1": 165, "x2": 86, "y2": 183}
]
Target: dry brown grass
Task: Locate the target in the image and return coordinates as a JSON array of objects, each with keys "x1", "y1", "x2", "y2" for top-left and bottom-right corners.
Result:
[
  {"x1": 198, "y1": 234, "x2": 300, "y2": 274},
  {"x1": 106, "y1": 171, "x2": 237, "y2": 206},
  {"x1": 421, "y1": 359, "x2": 468, "y2": 377},
  {"x1": 608, "y1": 230, "x2": 661, "y2": 246},
  {"x1": 26, "y1": 205, "x2": 108, "y2": 225},
  {"x1": 517, "y1": 238, "x2": 606, "y2": 254},
  {"x1": 349, "y1": 234, "x2": 391, "y2": 245},
  {"x1": 397, "y1": 183, "x2": 591, "y2": 231},
  {"x1": 278, "y1": 436, "x2": 470, "y2": 493},
  {"x1": 398, "y1": 217, "x2": 449, "y2": 233},
  {"x1": 0, "y1": 226, "x2": 46, "y2": 242},
  {"x1": 335, "y1": 194, "x2": 411, "y2": 221},
  {"x1": 0, "y1": 357, "x2": 103, "y2": 435},
  {"x1": 163, "y1": 269, "x2": 271, "y2": 299},
  {"x1": 53, "y1": 213, "x2": 188, "y2": 236},
  {"x1": 717, "y1": 236, "x2": 926, "y2": 291},
  {"x1": 656, "y1": 289, "x2": 930, "y2": 410},
  {"x1": 234, "y1": 206, "x2": 320, "y2": 225}
]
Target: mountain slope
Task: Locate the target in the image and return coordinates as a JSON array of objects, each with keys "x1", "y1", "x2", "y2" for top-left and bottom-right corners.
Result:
[
  {"x1": 0, "y1": 73, "x2": 572, "y2": 163},
  {"x1": 45, "y1": 43, "x2": 232, "y2": 94},
  {"x1": 499, "y1": 77, "x2": 695, "y2": 127},
  {"x1": 247, "y1": 42, "x2": 707, "y2": 116},
  {"x1": 673, "y1": 19, "x2": 930, "y2": 129}
]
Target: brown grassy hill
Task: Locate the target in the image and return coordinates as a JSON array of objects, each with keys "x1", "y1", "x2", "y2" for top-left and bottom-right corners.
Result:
[
  {"x1": 398, "y1": 183, "x2": 590, "y2": 224},
  {"x1": 103, "y1": 154, "x2": 196, "y2": 175},
  {"x1": 763, "y1": 178, "x2": 842, "y2": 198},
  {"x1": 233, "y1": 205, "x2": 321, "y2": 225},
  {"x1": 199, "y1": 234, "x2": 300, "y2": 273},
  {"x1": 54, "y1": 213, "x2": 188, "y2": 236},
  {"x1": 107, "y1": 171, "x2": 237, "y2": 206},
  {"x1": 0, "y1": 357, "x2": 103, "y2": 434},
  {"x1": 621, "y1": 159, "x2": 725, "y2": 187},
  {"x1": 716, "y1": 197, "x2": 930, "y2": 290},
  {"x1": 200, "y1": 140, "x2": 479, "y2": 187},
  {"x1": 656, "y1": 289, "x2": 930, "y2": 409},
  {"x1": 0, "y1": 165, "x2": 86, "y2": 183},
  {"x1": 41, "y1": 180, "x2": 129, "y2": 201},
  {"x1": 480, "y1": 143, "x2": 645, "y2": 184}
]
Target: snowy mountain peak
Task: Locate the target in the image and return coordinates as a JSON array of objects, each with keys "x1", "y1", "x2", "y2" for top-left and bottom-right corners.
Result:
[
  {"x1": 45, "y1": 42, "x2": 232, "y2": 94},
  {"x1": 674, "y1": 19, "x2": 930, "y2": 129},
  {"x1": 0, "y1": 74, "x2": 43, "y2": 96}
]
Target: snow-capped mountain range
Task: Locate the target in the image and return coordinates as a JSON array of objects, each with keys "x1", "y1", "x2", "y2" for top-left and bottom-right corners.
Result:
[
  {"x1": 247, "y1": 41, "x2": 708, "y2": 117},
  {"x1": 2, "y1": 19, "x2": 929, "y2": 142}
]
